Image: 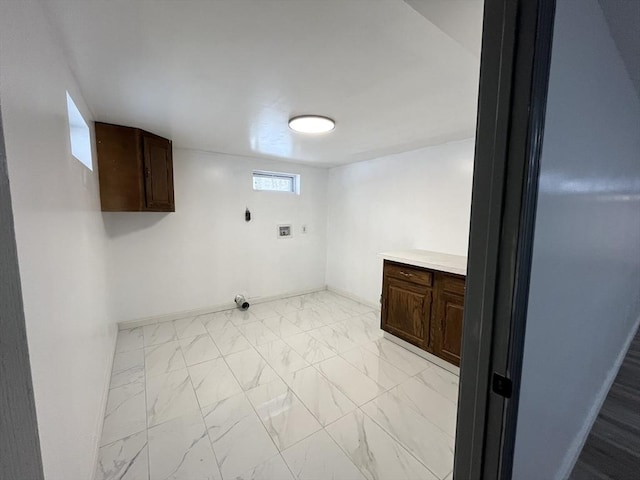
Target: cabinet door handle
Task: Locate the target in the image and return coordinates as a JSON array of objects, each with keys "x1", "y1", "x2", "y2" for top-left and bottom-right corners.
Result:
[{"x1": 399, "y1": 271, "x2": 414, "y2": 277}]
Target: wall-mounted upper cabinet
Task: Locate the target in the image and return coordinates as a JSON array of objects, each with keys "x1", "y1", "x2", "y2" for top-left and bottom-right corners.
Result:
[{"x1": 95, "y1": 122, "x2": 175, "y2": 212}]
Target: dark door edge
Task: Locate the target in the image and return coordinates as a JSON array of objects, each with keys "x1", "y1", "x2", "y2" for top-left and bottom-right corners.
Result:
[{"x1": 455, "y1": 0, "x2": 556, "y2": 478}]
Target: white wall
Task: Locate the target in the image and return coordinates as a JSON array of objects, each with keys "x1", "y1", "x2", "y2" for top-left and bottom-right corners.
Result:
[
  {"x1": 104, "y1": 149, "x2": 328, "y2": 322},
  {"x1": 512, "y1": 1, "x2": 640, "y2": 478},
  {"x1": 325, "y1": 139, "x2": 474, "y2": 305},
  {"x1": 0, "y1": 2, "x2": 115, "y2": 479}
]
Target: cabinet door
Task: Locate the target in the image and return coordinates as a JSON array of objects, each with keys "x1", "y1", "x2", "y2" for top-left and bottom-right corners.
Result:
[
  {"x1": 96, "y1": 123, "x2": 145, "y2": 211},
  {"x1": 382, "y1": 276, "x2": 432, "y2": 349},
  {"x1": 434, "y1": 290, "x2": 464, "y2": 366},
  {"x1": 143, "y1": 134, "x2": 174, "y2": 211}
]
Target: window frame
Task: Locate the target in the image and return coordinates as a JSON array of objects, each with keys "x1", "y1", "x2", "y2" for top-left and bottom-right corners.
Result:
[
  {"x1": 65, "y1": 91, "x2": 93, "y2": 171},
  {"x1": 252, "y1": 170, "x2": 300, "y2": 194}
]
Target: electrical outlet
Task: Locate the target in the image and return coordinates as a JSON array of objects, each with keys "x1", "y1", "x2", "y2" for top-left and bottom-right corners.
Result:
[{"x1": 278, "y1": 224, "x2": 292, "y2": 238}]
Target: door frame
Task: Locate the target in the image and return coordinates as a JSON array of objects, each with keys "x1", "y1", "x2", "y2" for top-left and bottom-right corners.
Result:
[
  {"x1": 0, "y1": 108, "x2": 45, "y2": 477},
  {"x1": 455, "y1": 0, "x2": 556, "y2": 478}
]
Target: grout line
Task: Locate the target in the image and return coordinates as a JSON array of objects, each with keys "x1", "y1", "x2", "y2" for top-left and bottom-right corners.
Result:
[
  {"x1": 196, "y1": 302, "x2": 303, "y2": 473},
  {"x1": 283, "y1": 295, "x2": 451, "y2": 477},
  {"x1": 215, "y1": 342, "x2": 284, "y2": 476},
  {"x1": 184, "y1": 358, "x2": 224, "y2": 479},
  {"x1": 358, "y1": 397, "x2": 449, "y2": 480},
  {"x1": 131, "y1": 294, "x2": 444, "y2": 479},
  {"x1": 142, "y1": 332, "x2": 150, "y2": 480},
  {"x1": 225, "y1": 304, "x2": 332, "y2": 460},
  {"x1": 321, "y1": 407, "x2": 387, "y2": 480}
]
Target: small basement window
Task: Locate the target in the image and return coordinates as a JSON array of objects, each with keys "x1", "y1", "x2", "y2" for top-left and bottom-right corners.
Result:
[
  {"x1": 253, "y1": 170, "x2": 300, "y2": 194},
  {"x1": 66, "y1": 91, "x2": 93, "y2": 170}
]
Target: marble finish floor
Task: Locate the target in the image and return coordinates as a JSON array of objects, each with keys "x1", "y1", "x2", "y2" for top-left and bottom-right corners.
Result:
[{"x1": 96, "y1": 290, "x2": 459, "y2": 480}]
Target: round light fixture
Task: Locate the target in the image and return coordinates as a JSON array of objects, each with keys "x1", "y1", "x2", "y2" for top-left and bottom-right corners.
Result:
[{"x1": 288, "y1": 115, "x2": 335, "y2": 134}]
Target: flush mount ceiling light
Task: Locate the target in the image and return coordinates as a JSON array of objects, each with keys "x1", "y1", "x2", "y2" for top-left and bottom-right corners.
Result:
[{"x1": 288, "y1": 115, "x2": 335, "y2": 134}]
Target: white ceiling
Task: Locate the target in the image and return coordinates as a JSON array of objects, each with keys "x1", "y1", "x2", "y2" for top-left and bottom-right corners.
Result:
[{"x1": 45, "y1": 0, "x2": 482, "y2": 166}]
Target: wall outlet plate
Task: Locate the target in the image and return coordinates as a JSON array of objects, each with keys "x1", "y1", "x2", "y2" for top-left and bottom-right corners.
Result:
[{"x1": 278, "y1": 224, "x2": 292, "y2": 238}]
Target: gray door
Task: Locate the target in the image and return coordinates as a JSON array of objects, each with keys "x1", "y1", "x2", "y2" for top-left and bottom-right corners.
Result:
[{"x1": 454, "y1": 0, "x2": 557, "y2": 478}]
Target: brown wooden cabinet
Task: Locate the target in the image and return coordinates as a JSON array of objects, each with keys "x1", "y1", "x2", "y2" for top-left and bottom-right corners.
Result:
[
  {"x1": 381, "y1": 260, "x2": 465, "y2": 366},
  {"x1": 383, "y1": 277, "x2": 433, "y2": 349},
  {"x1": 96, "y1": 122, "x2": 175, "y2": 212}
]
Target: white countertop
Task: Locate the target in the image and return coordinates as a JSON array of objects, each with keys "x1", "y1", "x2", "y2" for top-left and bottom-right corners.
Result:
[{"x1": 379, "y1": 249, "x2": 467, "y2": 276}]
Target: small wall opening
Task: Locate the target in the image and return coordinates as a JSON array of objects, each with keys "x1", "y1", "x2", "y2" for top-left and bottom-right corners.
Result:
[{"x1": 66, "y1": 91, "x2": 92, "y2": 170}]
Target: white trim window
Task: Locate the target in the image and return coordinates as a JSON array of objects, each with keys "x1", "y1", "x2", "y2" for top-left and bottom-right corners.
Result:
[{"x1": 253, "y1": 170, "x2": 300, "y2": 194}]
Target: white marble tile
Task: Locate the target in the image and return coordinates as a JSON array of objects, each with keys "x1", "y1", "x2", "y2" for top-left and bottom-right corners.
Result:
[
  {"x1": 188, "y1": 357, "x2": 243, "y2": 407},
  {"x1": 391, "y1": 376, "x2": 457, "y2": 436},
  {"x1": 361, "y1": 391, "x2": 454, "y2": 478},
  {"x1": 326, "y1": 409, "x2": 438, "y2": 480},
  {"x1": 173, "y1": 316, "x2": 208, "y2": 339},
  {"x1": 270, "y1": 295, "x2": 317, "y2": 315},
  {"x1": 247, "y1": 302, "x2": 279, "y2": 321},
  {"x1": 201, "y1": 392, "x2": 254, "y2": 440},
  {"x1": 95, "y1": 430, "x2": 148, "y2": 480},
  {"x1": 331, "y1": 315, "x2": 384, "y2": 346},
  {"x1": 283, "y1": 306, "x2": 334, "y2": 331},
  {"x1": 143, "y1": 322, "x2": 178, "y2": 346},
  {"x1": 362, "y1": 339, "x2": 431, "y2": 376},
  {"x1": 357, "y1": 310, "x2": 381, "y2": 325},
  {"x1": 270, "y1": 298, "x2": 300, "y2": 316},
  {"x1": 304, "y1": 290, "x2": 344, "y2": 304},
  {"x1": 340, "y1": 347, "x2": 409, "y2": 390},
  {"x1": 283, "y1": 366, "x2": 356, "y2": 426},
  {"x1": 101, "y1": 382, "x2": 147, "y2": 446},
  {"x1": 148, "y1": 411, "x2": 221, "y2": 480},
  {"x1": 146, "y1": 369, "x2": 200, "y2": 427},
  {"x1": 246, "y1": 378, "x2": 322, "y2": 450},
  {"x1": 301, "y1": 290, "x2": 336, "y2": 301},
  {"x1": 262, "y1": 316, "x2": 304, "y2": 339},
  {"x1": 308, "y1": 326, "x2": 360, "y2": 353},
  {"x1": 145, "y1": 341, "x2": 186, "y2": 378},
  {"x1": 225, "y1": 348, "x2": 279, "y2": 391},
  {"x1": 336, "y1": 298, "x2": 375, "y2": 316},
  {"x1": 311, "y1": 304, "x2": 352, "y2": 326},
  {"x1": 256, "y1": 339, "x2": 309, "y2": 376},
  {"x1": 201, "y1": 310, "x2": 239, "y2": 333},
  {"x1": 238, "y1": 321, "x2": 279, "y2": 347},
  {"x1": 284, "y1": 332, "x2": 337, "y2": 364},
  {"x1": 202, "y1": 393, "x2": 277, "y2": 479},
  {"x1": 415, "y1": 365, "x2": 460, "y2": 404},
  {"x1": 307, "y1": 297, "x2": 359, "y2": 322},
  {"x1": 235, "y1": 454, "x2": 294, "y2": 480},
  {"x1": 111, "y1": 349, "x2": 145, "y2": 388},
  {"x1": 180, "y1": 333, "x2": 221, "y2": 366},
  {"x1": 116, "y1": 327, "x2": 144, "y2": 353},
  {"x1": 315, "y1": 356, "x2": 385, "y2": 406},
  {"x1": 101, "y1": 295, "x2": 456, "y2": 480},
  {"x1": 282, "y1": 429, "x2": 365, "y2": 480},
  {"x1": 225, "y1": 306, "x2": 257, "y2": 325},
  {"x1": 211, "y1": 324, "x2": 252, "y2": 356}
]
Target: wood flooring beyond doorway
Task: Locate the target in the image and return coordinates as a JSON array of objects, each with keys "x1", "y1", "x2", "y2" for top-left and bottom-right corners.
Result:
[{"x1": 570, "y1": 327, "x2": 640, "y2": 480}]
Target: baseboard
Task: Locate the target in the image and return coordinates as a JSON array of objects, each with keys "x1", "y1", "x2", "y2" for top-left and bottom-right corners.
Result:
[
  {"x1": 382, "y1": 332, "x2": 460, "y2": 376},
  {"x1": 118, "y1": 286, "x2": 328, "y2": 330},
  {"x1": 90, "y1": 324, "x2": 118, "y2": 480},
  {"x1": 558, "y1": 310, "x2": 640, "y2": 479},
  {"x1": 327, "y1": 285, "x2": 381, "y2": 311}
]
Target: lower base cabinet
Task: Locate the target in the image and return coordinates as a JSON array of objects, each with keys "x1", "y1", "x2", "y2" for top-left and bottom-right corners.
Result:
[{"x1": 381, "y1": 260, "x2": 465, "y2": 366}]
